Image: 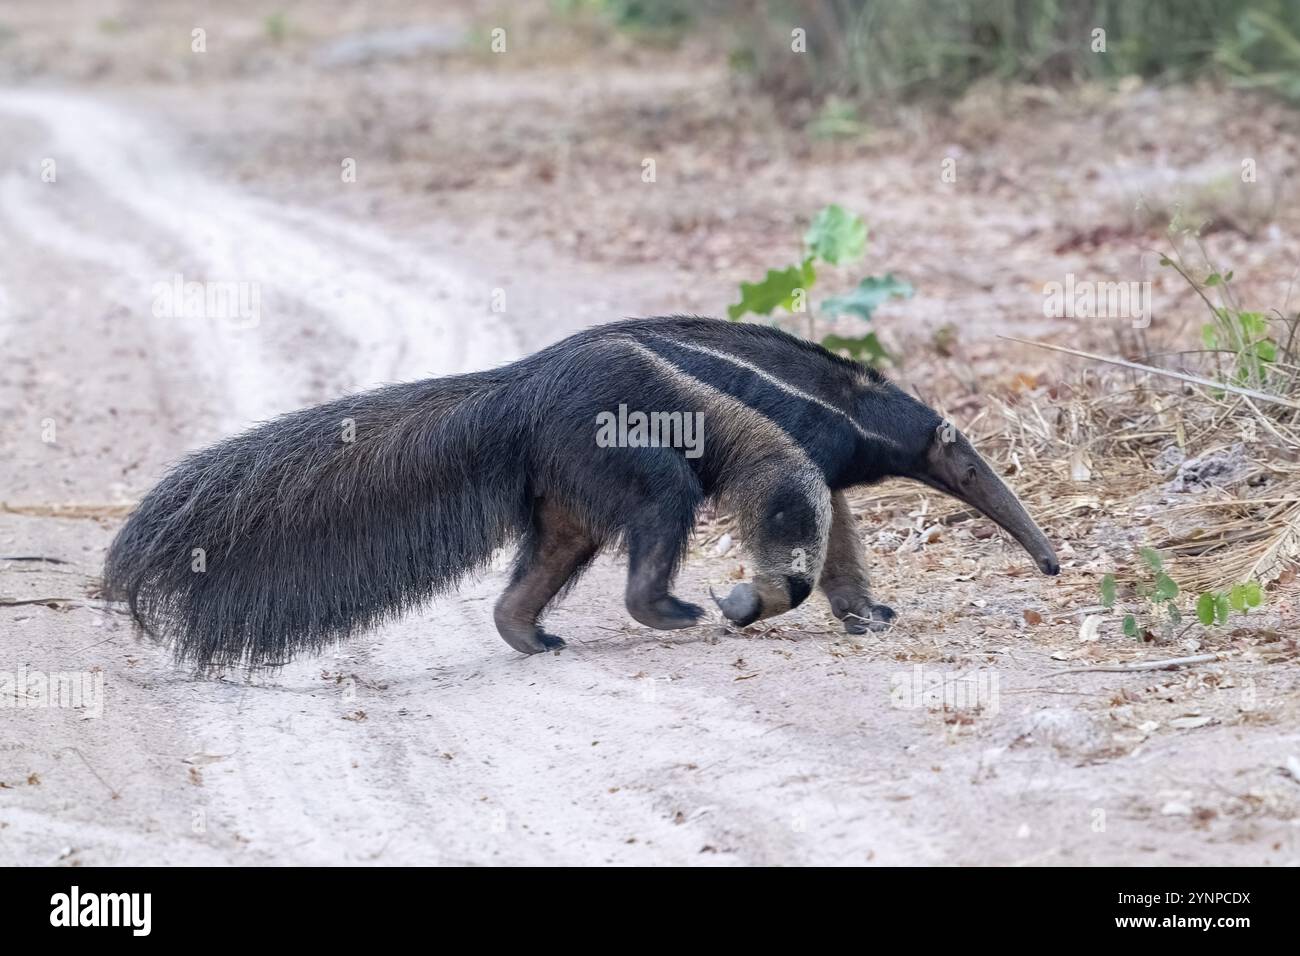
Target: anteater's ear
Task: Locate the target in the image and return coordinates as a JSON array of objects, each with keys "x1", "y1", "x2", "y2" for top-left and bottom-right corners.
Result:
[
  {"x1": 917, "y1": 422, "x2": 1060, "y2": 577},
  {"x1": 923, "y1": 421, "x2": 962, "y2": 481}
]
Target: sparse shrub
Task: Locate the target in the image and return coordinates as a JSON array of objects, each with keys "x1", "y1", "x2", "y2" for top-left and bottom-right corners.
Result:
[
  {"x1": 729, "y1": 204, "x2": 912, "y2": 364},
  {"x1": 1100, "y1": 548, "x2": 1262, "y2": 642},
  {"x1": 1159, "y1": 236, "x2": 1297, "y2": 398},
  {"x1": 709, "y1": 1, "x2": 1300, "y2": 109}
]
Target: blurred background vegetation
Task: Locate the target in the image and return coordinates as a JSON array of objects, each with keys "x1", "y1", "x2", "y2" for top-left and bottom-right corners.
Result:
[{"x1": 566, "y1": 0, "x2": 1300, "y2": 106}]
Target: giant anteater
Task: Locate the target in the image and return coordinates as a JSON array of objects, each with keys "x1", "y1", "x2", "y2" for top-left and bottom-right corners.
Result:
[{"x1": 104, "y1": 316, "x2": 1058, "y2": 668}]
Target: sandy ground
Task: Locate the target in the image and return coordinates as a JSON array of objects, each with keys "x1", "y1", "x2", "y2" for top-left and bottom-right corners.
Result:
[{"x1": 2, "y1": 2, "x2": 1300, "y2": 866}]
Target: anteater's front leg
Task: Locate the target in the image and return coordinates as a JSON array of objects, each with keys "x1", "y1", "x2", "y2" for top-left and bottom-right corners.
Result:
[
  {"x1": 713, "y1": 467, "x2": 832, "y2": 628},
  {"x1": 819, "y1": 491, "x2": 895, "y2": 634},
  {"x1": 624, "y1": 499, "x2": 706, "y2": 631}
]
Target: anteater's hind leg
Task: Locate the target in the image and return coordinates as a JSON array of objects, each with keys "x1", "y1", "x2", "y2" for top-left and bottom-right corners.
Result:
[
  {"x1": 818, "y1": 491, "x2": 896, "y2": 634},
  {"x1": 494, "y1": 498, "x2": 598, "y2": 654},
  {"x1": 713, "y1": 465, "x2": 832, "y2": 628},
  {"x1": 623, "y1": 456, "x2": 706, "y2": 630}
]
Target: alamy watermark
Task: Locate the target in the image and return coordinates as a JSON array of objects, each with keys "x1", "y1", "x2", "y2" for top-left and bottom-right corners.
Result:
[
  {"x1": 0, "y1": 666, "x2": 104, "y2": 718},
  {"x1": 890, "y1": 664, "x2": 999, "y2": 716},
  {"x1": 595, "y1": 404, "x2": 704, "y2": 459},
  {"x1": 151, "y1": 273, "x2": 261, "y2": 329},
  {"x1": 50, "y1": 886, "x2": 150, "y2": 936},
  {"x1": 1043, "y1": 273, "x2": 1151, "y2": 329}
]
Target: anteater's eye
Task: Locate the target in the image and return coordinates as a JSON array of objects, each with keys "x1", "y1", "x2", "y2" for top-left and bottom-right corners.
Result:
[{"x1": 962, "y1": 465, "x2": 977, "y2": 485}]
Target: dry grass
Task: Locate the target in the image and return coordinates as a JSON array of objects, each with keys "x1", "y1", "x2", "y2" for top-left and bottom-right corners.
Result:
[
  {"x1": 935, "y1": 357, "x2": 1300, "y2": 600},
  {"x1": 691, "y1": 332, "x2": 1299, "y2": 622}
]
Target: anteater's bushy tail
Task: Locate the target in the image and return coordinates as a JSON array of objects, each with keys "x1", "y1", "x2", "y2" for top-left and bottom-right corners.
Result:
[{"x1": 104, "y1": 372, "x2": 528, "y2": 669}]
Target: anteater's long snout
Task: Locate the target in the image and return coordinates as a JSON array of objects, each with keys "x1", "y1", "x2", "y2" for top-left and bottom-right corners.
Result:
[
  {"x1": 971, "y1": 464, "x2": 1059, "y2": 576},
  {"x1": 919, "y1": 431, "x2": 1060, "y2": 577}
]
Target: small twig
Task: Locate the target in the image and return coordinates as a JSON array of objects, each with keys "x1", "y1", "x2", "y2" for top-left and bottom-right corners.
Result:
[
  {"x1": 1, "y1": 502, "x2": 134, "y2": 519},
  {"x1": 0, "y1": 596, "x2": 129, "y2": 614},
  {"x1": 1241, "y1": 394, "x2": 1299, "y2": 446},
  {"x1": 999, "y1": 335, "x2": 1300, "y2": 411},
  {"x1": 62, "y1": 747, "x2": 121, "y2": 800},
  {"x1": 1046, "y1": 653, "x2": 1219, "y2": 677},
  {"x1": 72, "y1": 635, "x2": 120, "y2": 655},
  {"x1": 0, "y1": 596, "x2": 82, "y2": 607}
]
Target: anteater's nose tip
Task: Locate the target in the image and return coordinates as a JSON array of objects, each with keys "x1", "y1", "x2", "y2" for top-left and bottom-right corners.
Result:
[{"x1": 1039, "y1": 556, "x2": 1060, "y2": 576}]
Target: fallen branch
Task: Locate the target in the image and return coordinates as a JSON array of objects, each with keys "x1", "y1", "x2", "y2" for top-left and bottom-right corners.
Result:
[
  {"x1": 998, "y1": 335, "x2": 1300, "y2": 412},
  {"x1": 0, "y1": 502, "x2": 134, "y2": 519},
  {"x1": 1047, "y1": 653, "x2": 1219, "y2": 677},
  {"x1": 0, "y1": 596, "x2": 84, "y2": 607},
  {"x1": 0, "y1": 597, "x2": 125, "y2": 613}
]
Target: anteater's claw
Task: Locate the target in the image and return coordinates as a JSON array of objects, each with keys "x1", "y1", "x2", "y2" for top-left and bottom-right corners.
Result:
[
  {"x1": 496, "y1": 621, "x2": 563, "y2": 654},
  {"x1": 627, "y1": 594, "x2": 702, "y2": 630},
  {"x1": 843, "y1": 602, "x2": 896, "y2": 635}
]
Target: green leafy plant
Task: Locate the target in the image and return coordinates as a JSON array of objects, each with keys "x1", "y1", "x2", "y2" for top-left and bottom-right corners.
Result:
[
  {"x1": 808, "y1": 98, "x2": 870, "y2": 141},
  {"x1": 1158, "y1": 241, "x2": 1296, "y2": 394},
  {"x1": 1100, "y1": 549, "x2": 1262, "y2": 641},
  {"x1": 556, "y1": 0, "x2": 694, "y2": 34},
  {"x1": 1216, "y1": 7, "x2": 1300, "y2": 102},
  {"x1": 729, "y1": 205, "x2": 913, "y2": 364},
  {"x1": 264, "y1": 12, "x2": 288, "y2": 42},
  {"x1": 719, "y1": 1, "x2": 1300, "y2": 108}
]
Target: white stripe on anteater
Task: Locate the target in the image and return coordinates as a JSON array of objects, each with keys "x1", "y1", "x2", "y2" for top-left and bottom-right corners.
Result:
[
  {"x1": 641, "y1": 333, "x2": 900, "y2": 450},
  {"x1": 607, "y1": 337, "x2": 811, "y2": 469}
]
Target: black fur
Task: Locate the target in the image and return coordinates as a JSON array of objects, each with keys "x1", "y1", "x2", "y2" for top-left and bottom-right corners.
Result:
[{"x1": 104, "y1": 316, "x2": 946, "y2": 668}]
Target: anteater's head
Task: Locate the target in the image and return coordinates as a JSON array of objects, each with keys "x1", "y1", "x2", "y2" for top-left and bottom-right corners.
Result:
[{"x1": 909, "y1": 424, "x2": 1060, "y2": 576}]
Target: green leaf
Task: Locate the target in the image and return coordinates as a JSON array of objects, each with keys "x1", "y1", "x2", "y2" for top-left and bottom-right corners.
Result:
[
  {"x1": 1201, "y1": 324, "x2": 1219, "y2": 349},
  {"x1": 821, "y1": 273, "x2": 914, "y2": 323},
  {"x1": 1244, "y1": 580, "x2": 1263, "y2": 607},
  {"x1": 810, "y1": 98, "x2": 868, "y2": 140},
  {"x1": 1204, "y1": 272, "x2": 1222, "y2": 287},
  {"x1": 821, "y1": 331, "x2": 891, "y2": 365},
  {"x1": 728, "y1": 261, "x2": 813, "y2": 320},
  {"x1": 1159, "y1": 256, "x2": 1173, "y2": 266},
  {"x1": 1139, "y1": 547, "x2": 1164, "y2": 571},
  {"x1": 1215, "y1": 594, "x2": 1231, "y2": 625},
  {"x1": 1100, "y1": 573, "x2": 1117, "y2": 608},
  {"x1": 1122, "y1": 615, "x2": 1138, "y2": 638},
  {"x1": 1255, "y1": 339, "x2": 1277, "y2": 361},
  {"x1": 1153, "y1": 571, "x2": 1179, "y2": 602},
  {"x1": 804, "y1": 205, "x2": 867, "y2": 266},
  {"x1": 1196, "y1": 593, "x2": 1216, "y2": 626},
  {"x1": 1228, "y1": 584, "x2": 1247, "y2": 612},
  {"x1": 1238, "y1": 311, "x2": 1268, "y2": 337}
]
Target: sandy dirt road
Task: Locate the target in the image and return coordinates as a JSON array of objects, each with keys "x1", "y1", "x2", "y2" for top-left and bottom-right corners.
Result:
[
  {"x1": 2, "y1": 89, "x2": 922, "y2": 866},
  {"x1": 3, "y1": 82, "x2": 1299, "y2": 866}
]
